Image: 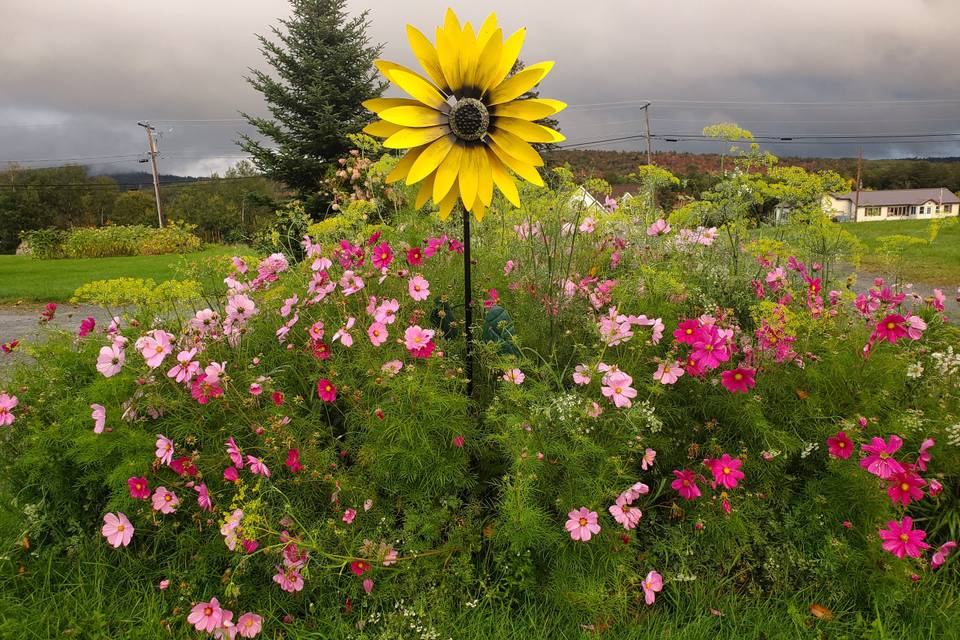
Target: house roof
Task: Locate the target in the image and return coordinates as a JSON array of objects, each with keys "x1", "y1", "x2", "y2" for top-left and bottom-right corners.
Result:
[
  {"x1": 831, "y1": 188, "x2": 959, "y2": 206},
  {"x1": 587, "y1": 184, "x2": 642, "y2": 203}
]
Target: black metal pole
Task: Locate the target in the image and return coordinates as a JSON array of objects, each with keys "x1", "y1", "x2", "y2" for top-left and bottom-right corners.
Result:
[{"x1": 462, "y1": 208, "x2": 473, "y2": 398}]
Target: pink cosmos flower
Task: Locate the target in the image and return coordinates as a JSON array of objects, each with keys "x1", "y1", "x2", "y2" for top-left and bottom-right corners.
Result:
[
  {"x1": 101, "y1": 512, "x2": 134, "y2": 548},
  {"x1": 932, "y1": 541, "x2": 957, "y2": 569},
  {"x1": 159, "y1": 579, "x2": 170, "y2": 590},
  {"x1": 371, "y1": 241, "x2": 393, "y2": 269},
  {"x1": 195, "y1": 483, "x2": 213, "y2": 511},
  {"x1": 623, "y1": 482, "x2": 650, "y2": 501},
  {"x1": 167, "y1": 348, "x2": 200, "y2": 383},
  {"x1": 406, "y1": 246, "x2": 423, "y2": 266},
  {"x1": 363, "y1": 578, "x2": 374, "y2": 595},
  {"x1": 408, "y1": 275, "x2": 430, "y2": 301},
  {"x1": 273, "y1": 566, "x2": 305, "y2": 592},
  {"x1": 502, "y1": 369, "x2": 525, "y2": 385},
  {"x1": 135, "y1": 330, "x2": 173, "y2": 369},
  {"x1": 653, "y1": 361, "x2": 684, "y2": 385},
  {"x1": 917, "y1": 438, "x2": 935, "y2": 472},
  {"x1": 565, "y1": 507, "x2": 601, "y2": 542},
  {"x1": 826, "y1": 431, "x2": 854, "y2": 459},
  {"x1": 587, "y1": 401, "x2": 603, "y2": 418},
  {"x1": 374, "y1": 299, "x2": 399, "y2": 325},
  {"x1": 188, "y1": 598, "x2": 225, "y2": 633},
  {"x1": 905, "y1": 314, "x2": 927, "y2": 340},
  {"x1": 579, "y1": 217, "x2": 596, "y2": 233},
  {"x1": 403, "y1": 325, "x2": 435, "y2": 358},
  {"x1": 339, "y1": 271, "x2": 365, "y2": 296},
  {"x1": 504, "y1": 259, "x2": 515, "y2": 275},
  {"x1": 151, "y1": 486, "x2": 179, "y2": 514},
  {"x1": 223, "y1": 466, "x2": 240, "y2": 483},
  {"x1": 285, "y1": 449, "x2": 302, "y2": 473},
  {"x1": 572, "y1": 364, "x2": 592, "y2": 385},
  {"x1": 642, "y1": 570, "x2": 663, "y2": 605},
  {"x1": 78, "y1": 316, "x2": 96, "y2": 338},
  {"x1": 226, "y1": 437, "x2": 244, "y2": 468},
  {"x1": 343, "y1": 508, "x2": 357, "y2": 524},
  {"x1": 601, "y1": 371, "x2": 637, "y2": 408},
  {"x1": 90, "y1": 403, "x2": 106, "y2": 434},
  {"x1": 331, "y1": 317, "x2": 356, "y2": 346},
  {"x1": 641, "y1": 448, "x2": 657, "y2": 470},
  {"x1": 452, "y1": 434, "x2": 465, "y2": 448},
  {"x1": 155, "y1": 434, "x2": 174, "y2": 465},
  {"x1": 860, "y1": 435, "x2": 905, "y2": 479},
  {"x1": 929, "y1": 478, "x2": 944, "y2": 496},
  {"x1": 381, "y1": 360, "x2": 403, "y2": 376},
  {"x1": 96, "y1": 344, "x2": 125, "y2": 377},
  {"x1": 191, "y1": 374, "x2": 224, "y2": 405},
  {"x1": 671, "y1": 469, "x2": 701, "y2": 500},
  {"x1": 873, "y1": 314, "x2": 908, "y2": 344},
  {"x1": 128, "y1": 476, "x2": 150, "y2": 499},
  {"x1": 646, "y1": 219, "x2": 671, "y2": 236},
  {"x1": 236, "y1": 612, "x2": 263, "y2": 638},
  {"x1": 879, "y1": 517, "x2": 930, "y2": 559},
  {"x1": 608, "y1": 495, "x2": 642, "y2": 530},
  {"x1": 317, "y1": 378, "x2": 337, "y2": 403},
  {"x1": 367, "y1": 322, "x2": 388, "y2": 347},
  {"x1": 721, "y1": 367, "x2": 756, "y2": 394},
  {"x1": 887, "y1": 470, "x2": 926, "y2": 506},
  {"x1": 247, "y1": 456, "x2": 271, "y2": 477},
  {"x1": 704, "y1": 454, "x2": 745, "y2": 490}
]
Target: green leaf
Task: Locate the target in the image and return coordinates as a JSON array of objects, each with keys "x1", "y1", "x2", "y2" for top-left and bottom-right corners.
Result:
[{"x1": 482, "y1": 305, "x2": 520, "y2": 356}]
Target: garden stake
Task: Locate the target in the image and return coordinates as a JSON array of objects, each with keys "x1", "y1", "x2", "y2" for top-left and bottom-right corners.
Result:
[{"x1": 462, "y1": 204, "x2": 474, "y2": 398}]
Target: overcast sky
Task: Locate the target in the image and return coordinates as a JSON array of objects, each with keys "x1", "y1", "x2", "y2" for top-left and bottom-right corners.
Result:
[{"x1": 2, "y1": 0, "x2": 960, "y2": 176}]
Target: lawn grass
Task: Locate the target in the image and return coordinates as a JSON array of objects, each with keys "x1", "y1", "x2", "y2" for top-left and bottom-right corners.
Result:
[
  {"x1": 840, "y1": 217, "x2": 960, "y2": 286},
  {"x1": 0, "y1": 246, "x2": 241, "y2": 303}
]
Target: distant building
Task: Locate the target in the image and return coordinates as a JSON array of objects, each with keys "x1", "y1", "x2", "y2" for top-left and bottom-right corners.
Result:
[{"x1": 823, "y1": 188, "x2": 959, "y2": 222}]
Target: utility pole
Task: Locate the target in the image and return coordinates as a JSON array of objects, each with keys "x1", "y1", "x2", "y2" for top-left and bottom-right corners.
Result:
[
  {"x1": 854, "y1": 146, "x2": 862, "y2": 221},
  {"x1": 642, "y1": 102, "x2": 653, "y2": 166},
  {"x1": 138, "y1": 121, "x2": 164, "y2": 227}
]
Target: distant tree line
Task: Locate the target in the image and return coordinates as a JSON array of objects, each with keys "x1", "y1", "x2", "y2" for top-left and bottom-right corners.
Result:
[
  {"x1": 0, "y1": 161, "x2": 284, "y2": 254},
  {"x1": 546, "y1": 150, "x2": 960, "y2": 200}
]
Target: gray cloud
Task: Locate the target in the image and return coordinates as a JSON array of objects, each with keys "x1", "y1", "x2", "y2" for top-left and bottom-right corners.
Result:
[{"x1": 2, "y1": 0, "x2": 959, "y2": 176}]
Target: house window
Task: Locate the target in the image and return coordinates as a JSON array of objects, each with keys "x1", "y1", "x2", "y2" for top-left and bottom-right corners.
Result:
[
  {"x1": 888, "y1": 205, "x2": 909, "y2": 217},
  {"x1": 940, "y1": 204, "x2": 953, "y2": 214},
  {"x1": 863, "y1": 206, "x2": 881, "y2": 217}
]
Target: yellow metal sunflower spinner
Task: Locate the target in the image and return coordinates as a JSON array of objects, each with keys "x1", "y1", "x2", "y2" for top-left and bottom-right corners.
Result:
[{"x1": 362, "y1": 8, "x2": 566, "y2": 221}]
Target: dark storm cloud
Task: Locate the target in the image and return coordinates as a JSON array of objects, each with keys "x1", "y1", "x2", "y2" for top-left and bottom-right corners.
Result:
[{"x1": 2, "y1": 0, "x2": 959, "y2": 176}]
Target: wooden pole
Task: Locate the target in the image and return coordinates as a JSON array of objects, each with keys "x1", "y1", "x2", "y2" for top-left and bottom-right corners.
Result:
[
  {"x1": 138, "y1": 121, "x2": 164, "y2": 227},
  {"x1": 643, "y1": 102, "x2": 652, "y2": 166},
  {"x1": 854, "y1": 146, "x2": 862, "y2": 221}
]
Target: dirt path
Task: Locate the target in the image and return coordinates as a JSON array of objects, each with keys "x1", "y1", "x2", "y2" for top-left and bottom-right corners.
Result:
[{"x1": 0, "y1": 304, "x2": 110, "y2": 374}]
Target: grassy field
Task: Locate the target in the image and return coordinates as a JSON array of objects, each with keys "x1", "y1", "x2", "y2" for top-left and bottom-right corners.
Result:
[
  {"x1": 840, "y1": 217, "x2": 960, "y2": 286},
  {"x1": 0, "y1": 246, "x2": 240, "y2": 303}
]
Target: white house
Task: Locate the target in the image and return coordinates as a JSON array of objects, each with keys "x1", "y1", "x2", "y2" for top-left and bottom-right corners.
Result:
[{"x1": 823, "y1": 188, "x2": 959, "y2": 222}]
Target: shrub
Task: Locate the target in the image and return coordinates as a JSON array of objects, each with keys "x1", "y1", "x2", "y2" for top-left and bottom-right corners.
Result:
[
  {"x1": 22, "y1": 222, "x2": 202, "y2": 260},
  {"x1": 18, "y1": 227, "x2": 70, "y2": 258}
]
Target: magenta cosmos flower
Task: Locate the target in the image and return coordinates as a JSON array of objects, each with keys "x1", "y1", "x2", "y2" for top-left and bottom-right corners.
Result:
[
  {"x1": 917, "y1": 437, "x2": 935, "y2": 472},
  {"x1": 704, "y1": 454, "x2": 745, "y2": 490},
  {"x1": 96, "y1": 344, "x2": 125, "y2": 377},
  {"x1": 403, "y1": 325, "x2": 435, "y2": 358},
  {"x1": 78, "y1": 316, "x2": 96, "y2": 338},
  {"x1": 878, "y1": 516, "x2": 930, "y2": 559},
  {"x1": 860, "y1": 435, "x2": 905, "y2": 479},
  {"x1": 873, "y1": 314, "x2": 908, "y2": 344},
  {"x1": 932, "y1": 541, "x2": 957, "y2": 570},
  {"x1": 127, "y1": 476, "x2": 150, "y2": 499},
  {"x1": 826, "y1": 431, "x2": 854, "y2": 459},
  {"x1": 371, "y1": 241, "x2": 393, "y2": 270},
  {"x1": 721, "y1": 367, "x2": 756, "y2": 394},
  {"x1": 101, "y1": 512, "x2": 134, "y2": 548},
  {"x1": 671, "y1": 469, "x2": 701, "y2": 500},
  {"x1": 194, "y1": 483, "x2": 213, "y2": 511},
  {"x1": 188, "y1": 597, "x2": 226, "y2": 633},
  {"x1": 642, "y1": 570, "x2": 663, "y2": 605},
  {"x1": 285, "y1": 448, "x2": 302, "y2": 473},
  {"x1": 316, "y1": 378, "x2": 337, "y2": 403},
  {"x1": 886, "y1": 470, "x2": 926, "y2": 506},
  {"x1": 565, "y1": 507, "x2": 601, "y2": 542}
]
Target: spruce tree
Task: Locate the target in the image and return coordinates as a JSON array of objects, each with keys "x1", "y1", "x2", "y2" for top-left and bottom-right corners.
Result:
[{"x1": 239, "y1": 0, "x2": 386, "y2": 206}]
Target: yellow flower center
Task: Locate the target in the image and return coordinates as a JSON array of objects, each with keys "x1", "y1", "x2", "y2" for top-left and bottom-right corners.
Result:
[
  {"x1": 117, "y1": 524, "x2": 125, "y2": 532},
  {"x1": 887, "y1": 322, "x2": 896, "y2": 330},
  {"x1": 899, "y1": 533, "x2": 909, "y2": 542},
  {"x1": 901, "y1": 483, "x2": 910, "y2": 491},
  {"x1": 578, "y1": 517, "x2": 588, "y2": 526},
  {"x1": 723, "y1": 467, "x2": 731, "y2": 475},
  {"x1": 164, "y1": 494, "x2": 172, "y2": 502},
  {"x1": 204, "y1": 607, "x2": 213, "y2": 616},
  {"x1": 734, "y1": 373, "x2": 743, "y2": 381}
]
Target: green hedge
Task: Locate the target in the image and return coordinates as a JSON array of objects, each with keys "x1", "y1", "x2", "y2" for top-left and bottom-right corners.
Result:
[{"x1": 21, "y1": 222, "x2": 202, "y2": 259}]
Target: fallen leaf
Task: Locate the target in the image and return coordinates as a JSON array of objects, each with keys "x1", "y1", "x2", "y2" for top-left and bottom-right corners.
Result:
[{"x1": 810, "y1": 603, "x2": 833, "y2": 620}]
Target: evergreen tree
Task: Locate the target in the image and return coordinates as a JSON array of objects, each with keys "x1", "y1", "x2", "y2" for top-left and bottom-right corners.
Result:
[{"x1": 238, "y1": 0, "x2": 386, "y2": 209}]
